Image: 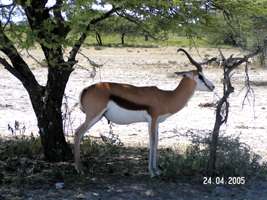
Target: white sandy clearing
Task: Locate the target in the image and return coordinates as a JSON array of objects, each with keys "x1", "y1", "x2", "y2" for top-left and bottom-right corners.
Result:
[{"x1": 0, "y1": 47, "x2": 267, "y2": 159}]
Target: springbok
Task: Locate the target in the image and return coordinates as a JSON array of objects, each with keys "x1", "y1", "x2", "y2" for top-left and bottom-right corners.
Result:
[{"x1": 74, "y1": 48, "x2": 215, "y2": 177}]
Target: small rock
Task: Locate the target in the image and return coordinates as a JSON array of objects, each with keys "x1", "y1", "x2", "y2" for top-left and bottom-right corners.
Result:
[
  {"x1": 92, "y1": 192, "x2": 99, "y2": 196},
  {"x1": 145, "y1": 189, "x2": 155, "y2": 197},
  {"x1": 55, "y1": 182, "x2": 64, "y2": 189},
  {"x1": 76, "y1": 193, "x2": 86, "y2": 199},
  {"x1": 91, "y1": 177, "x2": 97, "y2": 182}
]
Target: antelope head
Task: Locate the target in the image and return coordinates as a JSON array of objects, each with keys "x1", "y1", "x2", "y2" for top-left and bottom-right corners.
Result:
[{"x1": 175, "y1": 48, "x2": 215, "y2": 92}]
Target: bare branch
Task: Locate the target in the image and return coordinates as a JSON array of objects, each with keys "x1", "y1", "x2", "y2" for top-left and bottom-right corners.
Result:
[
  {"x1": 3, "y1": 4, "x2": 16, "y2": 30},
  {"x1": 0, "y1": 3, "x2": 14, "y2": 8},
  {"x1": 76, "y1": 51, "x2": 109, "y2": 80},
  {"x1": 218, "y1": 48, "x2": 225, "y2": 61},
  {"x1": 68, "y1": 6, "x2": 121, "y2": 64},
  {"x1": 78, "y1": 51, "x2": 103, "y2": 68},
  {"x1": 200, "y1": 57, "x2": 218, "y2": 65},
  {"x1": 25, "y1": 49, "x2": 47, "y2": 68},
  {"x1": 242, "y1": 62, "x2": 255, "y2": 109}
]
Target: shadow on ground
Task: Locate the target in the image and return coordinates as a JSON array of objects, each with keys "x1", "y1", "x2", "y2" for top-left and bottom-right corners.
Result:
[{"x1": 1, "y1": 135, "x2": 267, "y2": 200}]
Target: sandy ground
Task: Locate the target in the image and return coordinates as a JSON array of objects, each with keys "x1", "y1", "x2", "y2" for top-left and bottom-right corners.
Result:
[
  {"x1": 1, "y1": 47, "x2": 267, "y2": 156},
  {"x1": 1, "y1": 47, "x2": 267, "y2": 199}
]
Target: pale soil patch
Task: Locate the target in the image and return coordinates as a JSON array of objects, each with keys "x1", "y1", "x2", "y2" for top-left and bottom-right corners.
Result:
[
  {"x1": 1, "y1": 47, "x2": 266, "y2": 155},
  {"x1": 1, "y1": 47, "x2": 267, "y2": 199}
]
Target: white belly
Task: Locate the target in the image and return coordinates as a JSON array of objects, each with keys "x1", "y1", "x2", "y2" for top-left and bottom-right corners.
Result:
[{"x1": 104, "y1": 101, "x2": 150, "y2": 124}]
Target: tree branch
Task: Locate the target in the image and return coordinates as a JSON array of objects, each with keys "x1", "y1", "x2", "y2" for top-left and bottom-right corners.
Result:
[
  {"x1": 0, "y1": 3, "x2": 15, "y2": 8},
  {"x1": 68, "y1": 6, "x2": 121, "y2": 63},
  {"x1": 0, "y1": 27, "x2": 41, "y2": 91},
  {"x1": 25, "y1": 49, "x2": 47, "y2": 68},
  {"x1": 242, "y1": 62, "x2": 255, "y2": 108},
  {"x1": 51, "y1": 0, "x2": 70, "y2": 38},
  {"x1": 0, "y1": 57, "x2": 24, "y2": 80},
  {"x1": 21, "y1": 0, "x2": 68, "y2": 65},
  {"x1": 116, "y1": 11, "x2": 159, "y2": 40},
  {"x1": 3, "y1": 4, "x2": 16, "y2": 30}
]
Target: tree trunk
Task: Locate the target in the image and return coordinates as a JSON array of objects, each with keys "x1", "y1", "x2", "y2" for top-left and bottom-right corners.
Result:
[
  {"x1": 95, "y1": 31, "x2": 103, "y2": 46},
  {"x1": 36, "y1": 102, "x2": 72, "y2": 161},
  {"x1": 260, "y1": 38, "x2": 267, "y2": 68},
  {"x1": 145, "y1": 35, "x2": 149, "y2": 41},
  {"x1": 207, "y1": 100, "x2": 225, "y2": 176},
  {"x1": 121, "y1": 33, "x2": 125, "y2": 45},
  {"x1": 1, "y1": 0, "x2": 121, "y2": 163},
  {"x1": 29, "y1": 66, "x2": 73, "y2": 162},
  {"x1": 1, "y1": 26, "x2": 72, "y2": 162},
  {"x1": 207, "y1": 50, "x2": 260, "y2": 176}
]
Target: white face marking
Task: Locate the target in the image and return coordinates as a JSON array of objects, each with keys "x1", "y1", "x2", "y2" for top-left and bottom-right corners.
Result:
[
  {"x1": 176, "y1": 71, "x2": 215, "y2": 92},
  {"x1": 105, "y1": 101, "x2": 151, "y2": 124},
  {"x1": 194, "y1": 72, "x2": 214, "y2": 92},
  {"x1": 183, "y1": 71, "x2": 194, "y2": 79}
]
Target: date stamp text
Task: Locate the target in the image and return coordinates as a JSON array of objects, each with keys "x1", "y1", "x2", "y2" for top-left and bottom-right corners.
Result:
[{"x1": 203, "y1": 177, "x2": 246, "y2": 185}]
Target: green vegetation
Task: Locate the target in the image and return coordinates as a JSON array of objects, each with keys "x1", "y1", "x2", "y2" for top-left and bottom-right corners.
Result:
[
  {"x1": 0, "y1": 134, "x2": 266, "y2": 186},
  {"x1": 1, "y1": 0, "x2": 267, "y2": 165},
  {"x1": 83, "y1": 33, "x2": 211, "y2": 48},
  {"x1": 160, "y1": 135, "x2": 267, "y2": 180},
  {"x1": 0, "y1": 136, "x2": 42, "y2": 160}
]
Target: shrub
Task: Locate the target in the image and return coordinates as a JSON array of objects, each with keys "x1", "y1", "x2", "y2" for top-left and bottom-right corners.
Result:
[
  {"x1": 159, "y1": 134, "x2": 266, "y2": 180},
  {"x1": 0, "y1": 136, "x2": 42, "y2": 160}
]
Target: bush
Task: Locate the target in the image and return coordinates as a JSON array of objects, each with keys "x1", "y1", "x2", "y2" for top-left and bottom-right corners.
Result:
[
  {"x1": 0, "y1": 133, "x2": 266, "y2": 182},
  {"x1": 159, "y1": 134, "x2": 266, "y2": 180},
  {"x1": 0, "y1": 136, "x2": 42, "y2": 160}
]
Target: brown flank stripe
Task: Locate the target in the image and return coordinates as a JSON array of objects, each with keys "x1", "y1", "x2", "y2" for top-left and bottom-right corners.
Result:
[{"x1": 109, "y1": 95, "x2": 150, "y2": 111}]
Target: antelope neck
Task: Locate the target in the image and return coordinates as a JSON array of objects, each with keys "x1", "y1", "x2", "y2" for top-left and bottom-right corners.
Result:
[{"x1": 170, "y1": 77, "x2": 196, "y2": 112}]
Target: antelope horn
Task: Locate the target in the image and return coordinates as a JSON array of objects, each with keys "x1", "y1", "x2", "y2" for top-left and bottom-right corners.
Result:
[{"x1": 177, "y1": 48, "x2": 202, "y2": 72}]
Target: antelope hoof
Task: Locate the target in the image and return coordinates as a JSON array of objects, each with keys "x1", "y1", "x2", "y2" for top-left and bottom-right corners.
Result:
[
  {"x1": 154, "y1": 169, "x2": 162, "y2": 176},
  {"x1": 149, "y1": 168, "x2": 162, "y2": 178}
]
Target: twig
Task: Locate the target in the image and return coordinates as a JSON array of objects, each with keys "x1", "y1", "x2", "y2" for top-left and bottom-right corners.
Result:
[
  {"x1": 242, "y1": 62, "x2": 256, "y2": 118},
  {"x1": 77, "y1": 50, "x2": 109, "y2": 80},
  {"x1": 75, "y1": 64, "x2": 92, "y2": 72},
  {"x1": 188, "y1": 36, "x2": 202, "y2": 58},
  {"x1": 0, "y1": 3, "x2": 14, "y2": 9},
  {"x1": 62, "y1": 94, "x2": 79, "y2": 136},
  {"x1": 25, "y1": 49, "x2": 47, "y2": 68},
  {"x1": 78, "y1": 51, "x2": 103, "y2": 68},
  {"x1": 3, "y1": 4, "x2": 16, "y2": 30}
]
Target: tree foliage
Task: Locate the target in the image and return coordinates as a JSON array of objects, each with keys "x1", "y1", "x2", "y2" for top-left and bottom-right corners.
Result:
[{"x1": 202, "y1": 0, "x2": 267, "y2": 48}]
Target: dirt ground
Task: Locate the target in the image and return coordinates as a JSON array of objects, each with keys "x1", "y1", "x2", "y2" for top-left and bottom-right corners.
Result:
[
  {"x1": 1, "y1": 47, "x2": 267, "y2": 199},
  {"x1": 1, "y1": 177, "x2": 267, "y2": 200}
]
